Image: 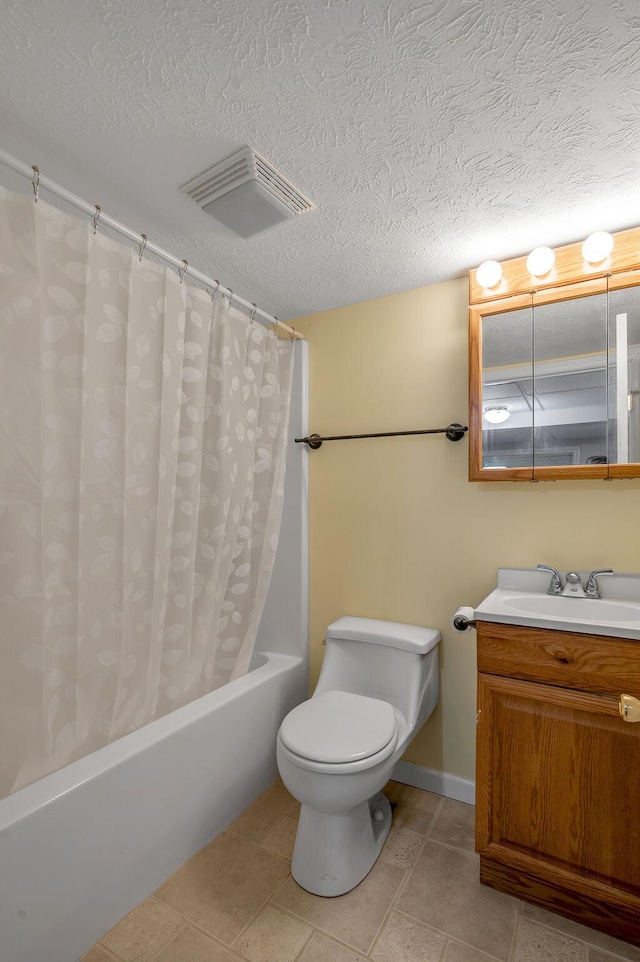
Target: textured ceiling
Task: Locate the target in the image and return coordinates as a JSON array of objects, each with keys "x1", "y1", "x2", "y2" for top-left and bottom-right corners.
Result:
[{"x1": 1, "y1": 0, "x2": 639, "y2": 321}]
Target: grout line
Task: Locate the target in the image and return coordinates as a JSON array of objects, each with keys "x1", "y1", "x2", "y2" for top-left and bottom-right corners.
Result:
[
  {"x1": 390, "y1": 909, "x2": 509, "y2": 962},
  {"x1": 266, "y1": 896, "x2": 376, "y2": 959},
  {"x1": 230, "y1": 873, "x2": 296, "y2": 948},
  {"x1": 507, "y1": 909, "x2": 521, "y2": 962},
  {"x1": 259, "y1": 813, "x2": 298, "y2": 856},
  {"x1": 367, "y1": 832, "x2": 431, "y2": 957},
  {"x1": 289, "y1": 927, "x2": 315, "y2": 962},
  {"x1": 145, "y1": 920, "x2": 191, "y2": 962},
  {"x1": 96, "y1": 897, "x2": 185, "y2": 962},
  {"x1": 94, "y1": 943, "x2": 125, "y2": 961},
  {"x1": 220, "y1": 827, "x2": 292, "y2": 865},
  {"x1": 168, "y1": 914, "x2": 247, "y2": 955},
  {"x1": 424, "y1": 794, "x2": 447, "y2": 835},
  {"x1": 520, "y1": 910, "x2": 640, "y2": 962},
  {"x1": 369, "y1": 905, "x2": 449, "y2": 961},
  {"x1": 422, "y1": 836, "x2": 479, "y2": 860},
  {"x1": 443, "y1": 935, "x2": 504, "y2": 962}
]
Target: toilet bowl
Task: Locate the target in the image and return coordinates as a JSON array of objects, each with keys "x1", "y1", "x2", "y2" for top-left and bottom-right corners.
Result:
[{"x1": 276, "y1": 616, "x2": 440, "y2": 897}]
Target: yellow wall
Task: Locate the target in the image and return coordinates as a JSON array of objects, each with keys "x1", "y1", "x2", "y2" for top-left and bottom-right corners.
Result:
[{"x1": 296, "y1": 276, "x2": 640, "y2": 781}]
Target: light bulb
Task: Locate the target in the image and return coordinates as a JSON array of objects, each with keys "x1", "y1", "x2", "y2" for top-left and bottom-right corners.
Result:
[
  {"x1": 582, "y1": 231, "x2": 614, "y2": 264},
  {"x1": 476, "y1": 260, "x2": 503, "y2": 289},
  {"x1": 483, "y1": 406, "x2": 510, "y2": 424},
  {"x1": 526, "y1": 246, "x2": 555, "y2": 277}
]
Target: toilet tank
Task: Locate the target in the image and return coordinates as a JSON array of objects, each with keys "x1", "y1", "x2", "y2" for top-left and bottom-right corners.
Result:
[{"x1": 314, "y1": 616, "x2": 440, "y2": 731}]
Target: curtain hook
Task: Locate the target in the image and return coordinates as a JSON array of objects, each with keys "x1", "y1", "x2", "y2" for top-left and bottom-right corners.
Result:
[
  {"x1": 93, "y1": 205, "x2": 101, "y2": 235},
  {"x1": 288, "y1": 324, "x2": 297, "y2": 342},
  {"x1": 178, "y1": 259, "x2": 188, "y2": 283},
  {"x1": 208, "y1": 280, "x2": 221, "y2": 301},
  {"x1": 227, "y1": 289, "x2": 234, "y2": 305},
  {"x1": 249, "y1": 303, "x2": 257, "y2": 324},
  {"x1": 31, "y1": 165, "x2": 40, "y2": 203},
  {"x1": 138, "y1": 233, "x2": 147, "y2": 261}
]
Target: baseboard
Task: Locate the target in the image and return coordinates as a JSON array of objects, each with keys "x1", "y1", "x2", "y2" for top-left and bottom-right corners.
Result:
[{"x1": 392, "y1": 760, "x2": 475, "y2": 805}]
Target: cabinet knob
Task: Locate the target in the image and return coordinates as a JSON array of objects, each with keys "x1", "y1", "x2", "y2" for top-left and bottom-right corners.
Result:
[{"x1": 619, "y1": 694, "x2": 640, "y2": 722}]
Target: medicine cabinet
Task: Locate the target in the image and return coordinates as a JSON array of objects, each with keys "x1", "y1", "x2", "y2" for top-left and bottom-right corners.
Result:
[{"x1": 469, "y1": 226, "x2": 640, "y2": 481}]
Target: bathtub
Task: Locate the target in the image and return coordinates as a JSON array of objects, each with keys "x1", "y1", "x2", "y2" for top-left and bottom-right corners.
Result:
[
  {"x1": 0, "y1": 652, "x2": 306, "y2": 962},
  {"x1": 0, "y1": 341, "x2": 309, "y2": 962}
]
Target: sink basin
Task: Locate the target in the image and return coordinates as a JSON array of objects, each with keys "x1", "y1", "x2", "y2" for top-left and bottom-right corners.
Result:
[
  {"x1": 474, "y1": 570, "x2": 640, "y2": 640},
  {"x1": 502, "y1": 594, "x2": 640, "y2": 624}
]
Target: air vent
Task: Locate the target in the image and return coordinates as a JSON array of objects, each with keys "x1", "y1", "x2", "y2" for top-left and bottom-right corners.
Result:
[{"x1": 182, "y1": 148, "x2": 315, "y2": 239}]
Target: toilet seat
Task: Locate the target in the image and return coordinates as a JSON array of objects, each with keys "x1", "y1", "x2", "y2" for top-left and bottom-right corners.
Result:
[{"x1": 279, "y1": 690, "x2": 397, "y2": 764}]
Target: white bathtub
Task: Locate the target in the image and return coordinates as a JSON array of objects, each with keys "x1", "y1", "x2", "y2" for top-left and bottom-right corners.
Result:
[
  {"x1": 0, "y1": 341, "x2": 309, "y2": 962},
  {"x1": 0, "y1": 652, "x2": 306, "y2": 962}
]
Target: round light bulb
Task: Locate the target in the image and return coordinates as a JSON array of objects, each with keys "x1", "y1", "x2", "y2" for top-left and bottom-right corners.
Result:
[
  {"x1": 526, "y1": 246, "x2": 555, "y2": 277},
  {"x1": 476, "y1": 260, "x2": 503, "y2": 289},
  {"x1": 483, "y1": 405, "x2": 510, "y2": 424},
  {"x1": 582, "y1": 231, "x2": 614, "y2": 264}
]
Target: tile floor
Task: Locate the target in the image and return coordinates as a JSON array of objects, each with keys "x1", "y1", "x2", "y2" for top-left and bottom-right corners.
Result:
[{"x1": 84, "y1": 781, "x2": 640, "y2": 962}]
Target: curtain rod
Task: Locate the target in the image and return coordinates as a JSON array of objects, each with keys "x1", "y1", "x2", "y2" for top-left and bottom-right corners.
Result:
[
  {"x1": 295, "y1": 423, "x2": 468, "y2": 448},
  {"x1": 0, "y1": 147, "x2": 304, "y2": 341}
]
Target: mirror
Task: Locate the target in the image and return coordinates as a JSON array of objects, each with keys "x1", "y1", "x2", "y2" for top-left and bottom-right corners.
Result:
[{"x1": 469, "y1": 227, "x2": 640, "y2": 480}]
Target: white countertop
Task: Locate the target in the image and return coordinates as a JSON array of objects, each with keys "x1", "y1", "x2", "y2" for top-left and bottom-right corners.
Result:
[{"x1": 474, "y1": 568, "x2": 640, "y2": 641}]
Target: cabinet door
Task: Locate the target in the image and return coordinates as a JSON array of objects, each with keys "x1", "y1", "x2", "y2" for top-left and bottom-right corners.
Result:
[{"x1": 476, "y1": 672, "x2": 640, "y2": 894}]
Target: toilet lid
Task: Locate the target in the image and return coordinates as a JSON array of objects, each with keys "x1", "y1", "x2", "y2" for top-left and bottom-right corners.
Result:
[{"x1": 279, "y1": 690, "x2": 397, "y2": 764}]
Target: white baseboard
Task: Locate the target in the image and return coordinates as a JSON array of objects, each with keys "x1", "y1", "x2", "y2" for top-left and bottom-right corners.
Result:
[{"x1": 392, "y1": 760, "x2": 475, "y2": 805}]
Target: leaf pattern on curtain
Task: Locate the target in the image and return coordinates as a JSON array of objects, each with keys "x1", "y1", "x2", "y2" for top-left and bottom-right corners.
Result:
[{"x1": 0, "y1": 187, "x2": 295, "y2": 798}]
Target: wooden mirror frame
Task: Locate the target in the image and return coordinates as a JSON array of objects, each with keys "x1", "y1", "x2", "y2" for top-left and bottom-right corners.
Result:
[{"x1": 469, "y1": 226, "x2": 640, "y2": 481}]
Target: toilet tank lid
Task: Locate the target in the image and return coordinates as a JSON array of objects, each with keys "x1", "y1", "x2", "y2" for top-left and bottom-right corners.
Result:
[{"x1": 325, "y1": 616, "x2": 440, "y2": 654}]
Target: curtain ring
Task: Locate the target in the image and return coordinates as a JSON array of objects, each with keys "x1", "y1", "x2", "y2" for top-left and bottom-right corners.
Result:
[
  {"x1": 288, "y1": 324, "x2": 297, "y2": 341},
  {"x1": 31, "y1": 165, "x2": 40, "y2": 203},
  {"x1": 249, "y1": 303, "x2": 257, "y2": 324},
  {"x1": 208, "y1": 280, "x2": 220, "y2": 301},
  {"x1": 138, "y1": 233, "x2": 147, "y2": 261},
  {"x1": 93, "y1": 205, "x2": 101, "y2": 235},
  {"x1": 227, "y1": 289, "x2": 234, "y2": 305},
  {"x1": 178, "y1": 259, "x2": 188, "y2": 282}
]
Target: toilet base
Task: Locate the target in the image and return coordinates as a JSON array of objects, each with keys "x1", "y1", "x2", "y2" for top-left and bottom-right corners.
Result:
[{"x1": 291, "y1": 791, "x2": 392, "y2": 897}]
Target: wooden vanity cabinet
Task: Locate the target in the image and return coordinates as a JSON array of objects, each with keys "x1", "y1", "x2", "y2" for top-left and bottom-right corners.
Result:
[{"x1": 476, "y1": 621, "x2": 640, "y2": 945}]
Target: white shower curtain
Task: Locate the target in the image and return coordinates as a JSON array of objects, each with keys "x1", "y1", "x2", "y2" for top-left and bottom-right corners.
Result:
[{"x1": 0, "y1": 187, "x2": 295, "y2": 797}]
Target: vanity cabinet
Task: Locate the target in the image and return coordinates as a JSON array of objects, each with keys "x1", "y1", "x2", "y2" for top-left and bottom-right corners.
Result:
[{"x1": 476, "y1": 620, "x2": 640, "y2": 945}]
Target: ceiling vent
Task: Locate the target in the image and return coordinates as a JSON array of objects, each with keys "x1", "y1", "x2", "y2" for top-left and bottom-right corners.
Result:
[{"x1": 182, "y1": 147, "x2": 315, "y2": 239}]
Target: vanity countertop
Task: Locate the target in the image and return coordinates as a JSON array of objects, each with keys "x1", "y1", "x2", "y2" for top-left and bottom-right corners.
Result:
[{"x1": 474, "y1": 567, "x2": 640, "y2": 641}]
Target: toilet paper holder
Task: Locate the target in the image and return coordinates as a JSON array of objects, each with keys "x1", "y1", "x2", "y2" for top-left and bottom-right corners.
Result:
[{"x1": 452, "y1": 611, "x2": 476, "y2": 631}]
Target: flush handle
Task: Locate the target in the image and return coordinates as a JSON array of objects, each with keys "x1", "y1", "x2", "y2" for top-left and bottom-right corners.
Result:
[{"x1": 619, "y1": 694, "x2": 640, "y2": 722}]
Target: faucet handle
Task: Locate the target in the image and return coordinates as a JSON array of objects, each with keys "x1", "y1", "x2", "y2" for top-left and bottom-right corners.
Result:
[
  {"x1": 585, "y1": 569, "x2": 614, "y2": 598},
  {"x1": 537, "y1": 564, "x2": 563, "y2": 595}
]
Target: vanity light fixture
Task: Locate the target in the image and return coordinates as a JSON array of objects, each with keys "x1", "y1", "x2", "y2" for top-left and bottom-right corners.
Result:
[
  {"x1": 582, "y1": 231, "x2": 614, "y2": 264},
  {"x1": 476, "y1": 260, "x2": 503, "y2": 289},
  {"x1": 483, "y1": 405, "x2": 510, "y2": 424},
  {"x1": 526, "y1": 246, "x2": 555, "y2": 277}
]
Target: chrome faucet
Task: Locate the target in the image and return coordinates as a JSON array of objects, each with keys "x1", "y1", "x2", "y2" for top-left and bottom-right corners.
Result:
[
  {"x1": 561, "y1": 572, "x2": 586, "y2": 597},
  {"x1": 585, "y1": 569, "x2": 614, "y2": 599},
  {"x1": 537, "y1": 564, "x2": 563, "y2": 595}
]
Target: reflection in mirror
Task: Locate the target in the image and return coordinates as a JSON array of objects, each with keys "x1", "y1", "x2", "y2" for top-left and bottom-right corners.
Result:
[
  {"x1": 608, "y1": 286, "x2": 640, "y2": 464},
  {"x1": 471, "y1": 223, "x2": 640, "y2": 479},
  {"x1": 481, "y1": 306, "x2": 532, "y2": 468},
  {"x1": 532, "y1": 294, "x2": 608, "y2": 467}
]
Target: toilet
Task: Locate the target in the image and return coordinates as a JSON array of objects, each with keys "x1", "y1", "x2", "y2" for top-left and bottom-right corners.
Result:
[{"x1": 277, "y1": 615, "x2": 440, "y2": 896}]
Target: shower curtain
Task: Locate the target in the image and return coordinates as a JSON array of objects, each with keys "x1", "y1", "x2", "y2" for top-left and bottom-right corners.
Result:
[{"x1": 0, "y1": 187, "x2": 295, "y2": 797}]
